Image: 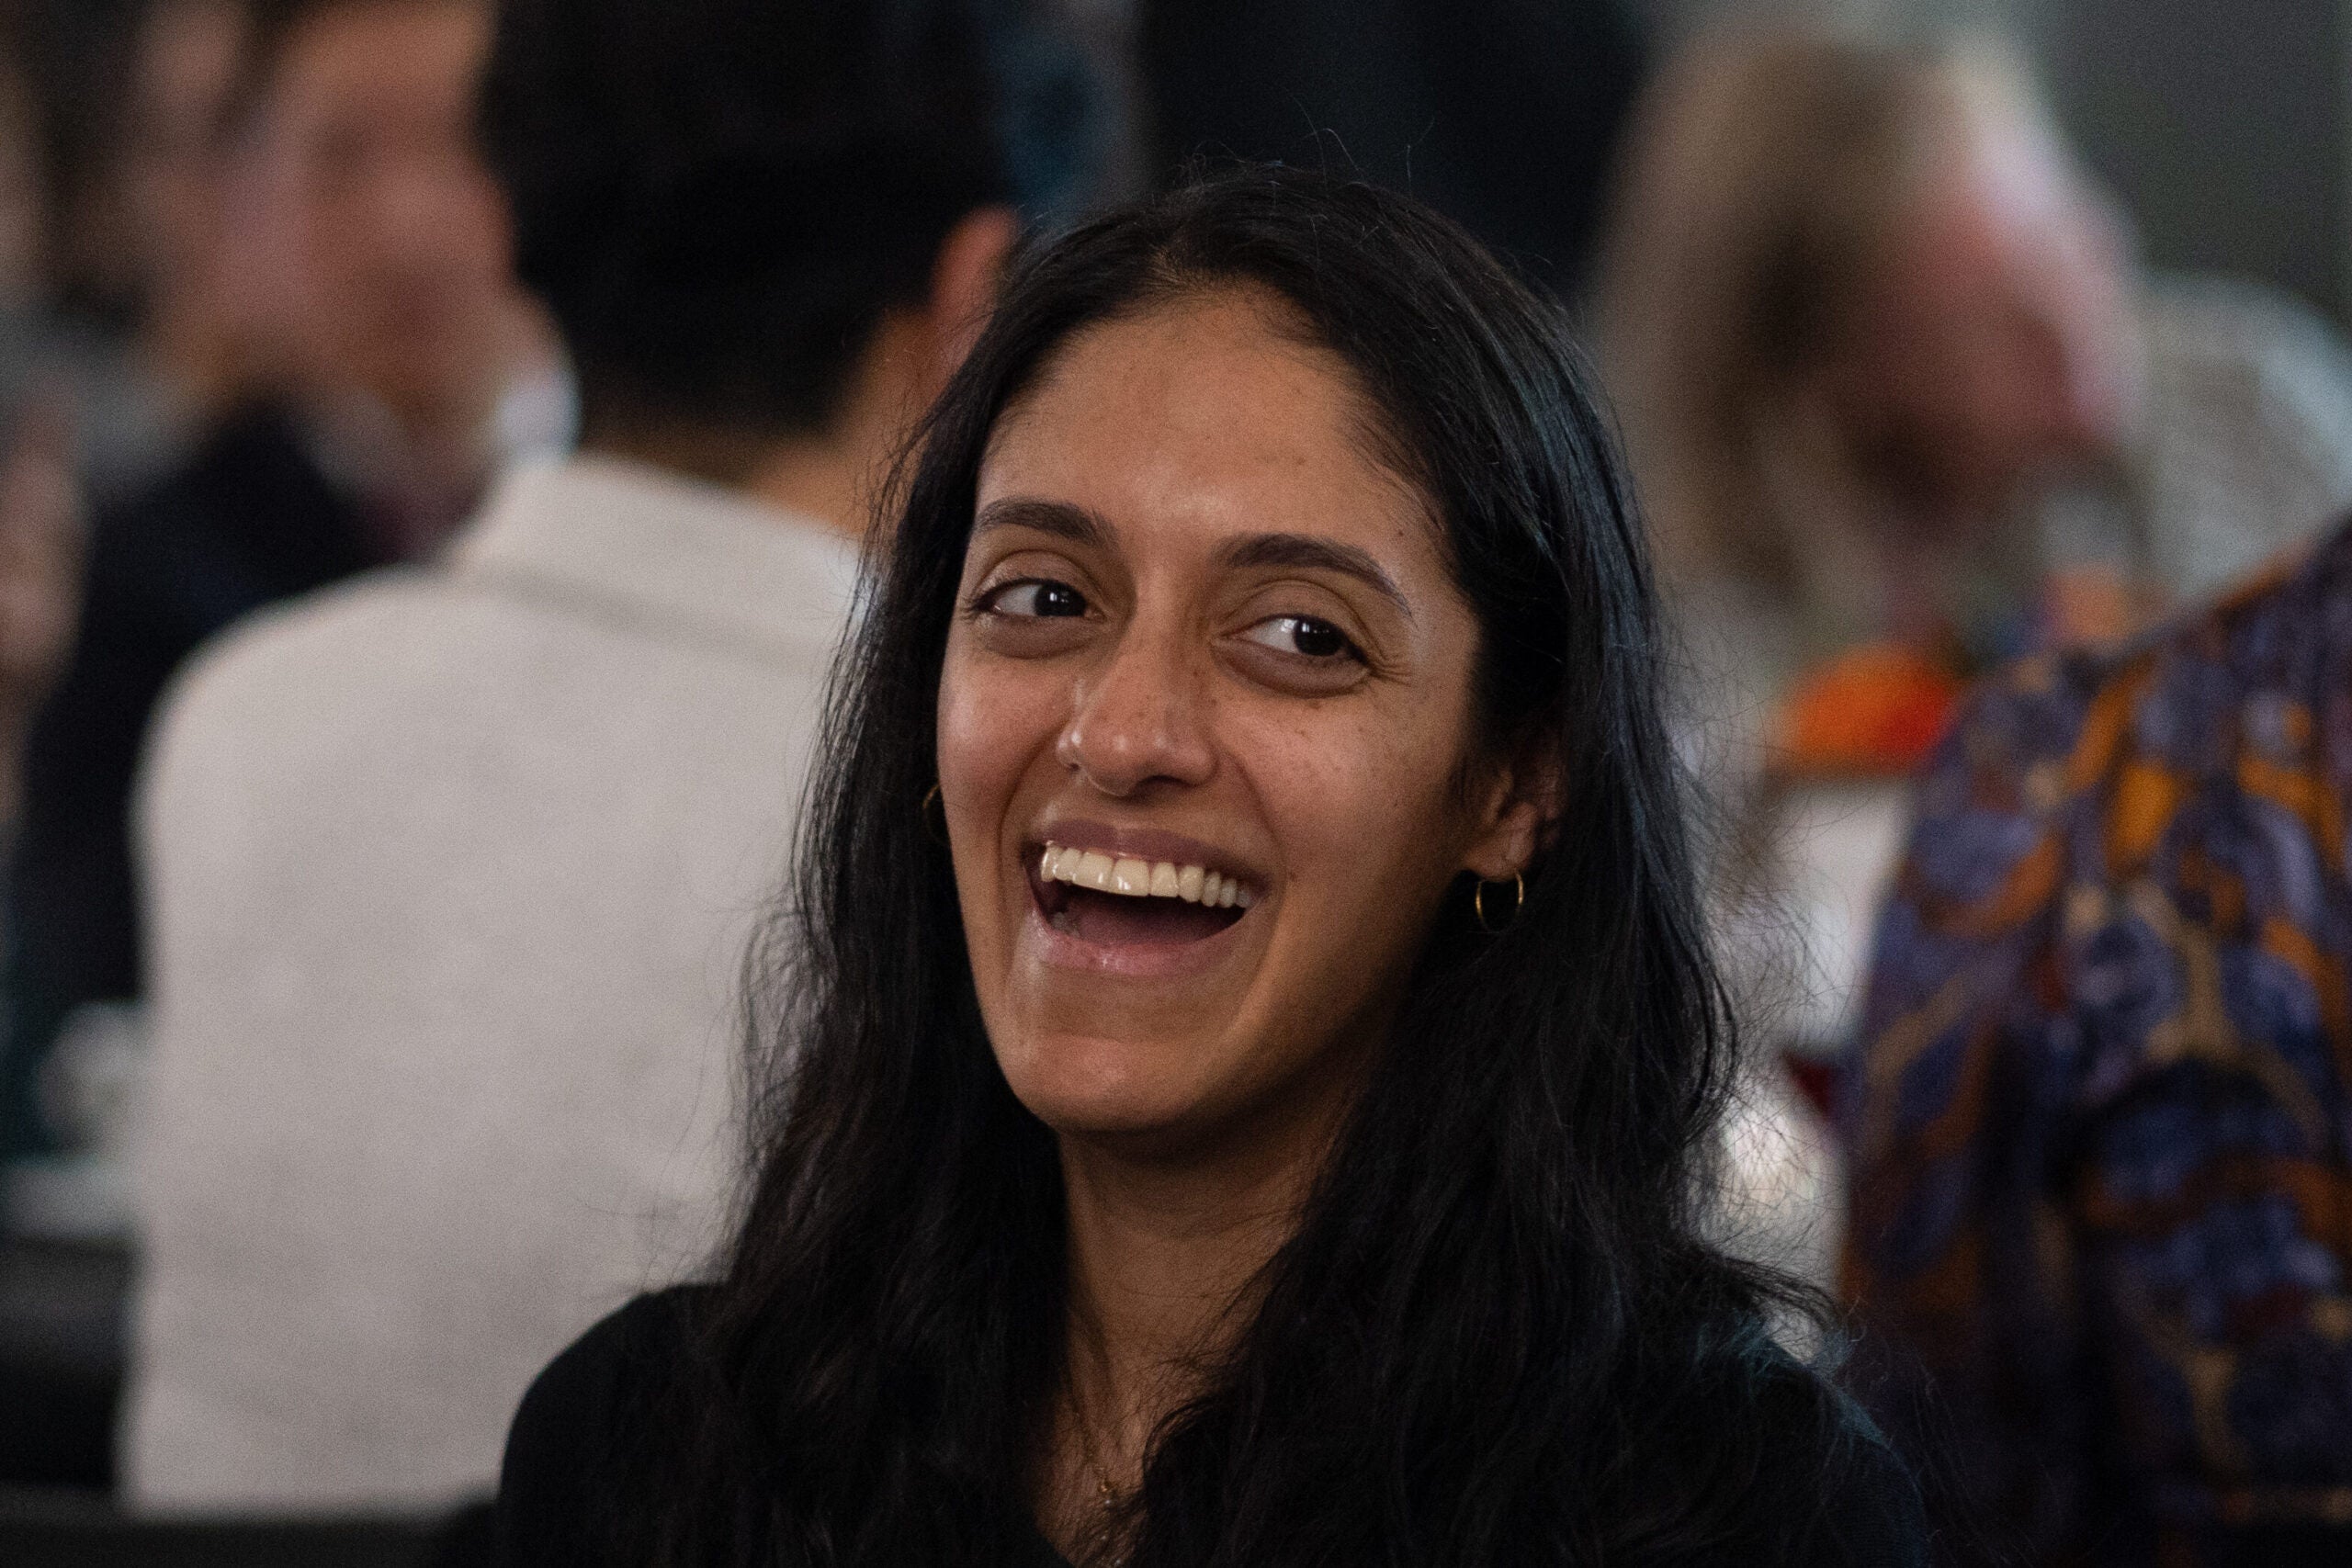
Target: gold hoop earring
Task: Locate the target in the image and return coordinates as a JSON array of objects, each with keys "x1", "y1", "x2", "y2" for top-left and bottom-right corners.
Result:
[
  {"x1": 1474, "y1": 872, "x2": 1524, "y2": 935},
  {"x1": 922, "y1": 784, "x2": 948, "y2": 845}
]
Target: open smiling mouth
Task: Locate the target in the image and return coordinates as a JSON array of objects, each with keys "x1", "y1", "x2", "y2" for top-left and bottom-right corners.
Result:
[{"x1": 1030, "y1": 843, "x2": 1254, "y2": 948}]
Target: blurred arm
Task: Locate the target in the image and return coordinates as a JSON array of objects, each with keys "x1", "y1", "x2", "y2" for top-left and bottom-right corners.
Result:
[{"x1": 1843, "y1": 658, "x2": 2126, "y2": 1562}]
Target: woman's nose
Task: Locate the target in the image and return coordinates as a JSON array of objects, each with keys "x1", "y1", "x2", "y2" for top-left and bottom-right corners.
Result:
[{"x1": 1057, "y1": 626, "x2": 1216, "y2": 796}]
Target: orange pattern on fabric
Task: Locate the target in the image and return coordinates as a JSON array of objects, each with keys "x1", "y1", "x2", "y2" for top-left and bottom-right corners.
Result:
[
  {"x1": 2064, "y1": 658, "x2": 2153, "y2": 796},
  {"x1": 2263, "y1": 916, "x2": 2352, "y2": 1067},
  {"x1": 1927, "y1": 833, "x2": 2065, "y2": 943},
  {"x1": 2109, "y1": 759, "x2": 2186, "y2": 872},
  {"x1": 1773, "y1": 644, "x2": 1963, "y2": 778},
  {"x1": 2240, "y1": 754, "x2": 2346, "y2": 871}
]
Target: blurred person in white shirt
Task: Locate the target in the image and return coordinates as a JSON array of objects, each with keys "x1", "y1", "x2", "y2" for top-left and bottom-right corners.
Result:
[{"x1": 121, "y1": 0, "x2": 1108, "y2": 1514}]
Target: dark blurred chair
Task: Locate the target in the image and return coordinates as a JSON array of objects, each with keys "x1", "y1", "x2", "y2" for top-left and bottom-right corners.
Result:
[
  {"x1": 0, "y1": 1235, "x2": 126, "y2": 1490},
  {"x1": 0, "y1": 1491, "x2": 493, "y2": 1567},
  {"x1": 2, "y1": 1235, "x2": 494, "y2": 1562}
]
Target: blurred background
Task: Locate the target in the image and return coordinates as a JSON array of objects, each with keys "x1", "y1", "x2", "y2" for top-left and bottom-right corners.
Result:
[{"x1": 0, "y1": 0, "x2": 2346, "y2": 1561}]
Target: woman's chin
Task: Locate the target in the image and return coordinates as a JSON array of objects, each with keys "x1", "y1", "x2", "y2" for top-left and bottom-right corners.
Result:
[{"x1": 998, "y1": 1032, "x2": 1233, "y2": 1145}]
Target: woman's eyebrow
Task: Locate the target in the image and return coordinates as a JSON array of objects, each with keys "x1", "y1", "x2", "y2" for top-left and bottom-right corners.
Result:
[
  {"x1": 1221, "y1": 533, "x2": 1415, "y2": 623},
  {"x1": 971, "y1": 497, "x2": 1110, "y2": 546}
]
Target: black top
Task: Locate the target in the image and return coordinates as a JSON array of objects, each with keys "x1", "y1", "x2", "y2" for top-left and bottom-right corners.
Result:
[
  {"x1": 498, "y1": 1290, "x2": 1928, "y2": 1567},
  {"x1": 1, "y1": 403, "x2": 390, "y2": 1159}
]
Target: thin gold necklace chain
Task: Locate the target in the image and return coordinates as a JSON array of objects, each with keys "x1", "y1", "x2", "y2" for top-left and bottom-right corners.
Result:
[
  {"x1": 1068, "y1": 1385, "x2": 1123, "y2": 1509},
  {"x1": 1065, "y1": 1385, "x2": 1130, "y2": 1563}
]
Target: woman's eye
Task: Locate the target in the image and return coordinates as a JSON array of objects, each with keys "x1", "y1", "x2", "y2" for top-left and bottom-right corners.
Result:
[
  {"x1": 982, "y1": 580, "x2": 1090, "y2": 618},
  {"x1": 1239, "y1": 615, "x2": 1360, "y2": 661}
]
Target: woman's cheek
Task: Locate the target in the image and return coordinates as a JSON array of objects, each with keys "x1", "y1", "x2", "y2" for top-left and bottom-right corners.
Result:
[
  {"x1": 1246, "y1": 698, "x2": 1451, "y2": 904},
  {"x1": 936, "y1": 647, "x2": 1065, "y2": 816},
  {"x1": 1235, "y1": 712, "x2": 1461, "y2": 1082}
]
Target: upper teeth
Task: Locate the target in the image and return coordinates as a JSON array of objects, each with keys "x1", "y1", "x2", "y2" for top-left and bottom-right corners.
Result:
[{"x1": 1040, "y1": 843, "x2": 1254, "y2": 908}]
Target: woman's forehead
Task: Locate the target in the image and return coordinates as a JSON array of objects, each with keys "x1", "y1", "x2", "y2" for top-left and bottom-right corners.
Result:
[
  {"x1": 977, "y1": 292, "x2": 1440, "y2": 574},
  {"x1": 991, "y1": 289, "x2": 1356, "y2": 457}
]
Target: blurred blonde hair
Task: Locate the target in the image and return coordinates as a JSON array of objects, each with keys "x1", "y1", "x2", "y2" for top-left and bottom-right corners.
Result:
[{"x1": 1593, "y1": 25, "x2": 2054, "y2": 597}]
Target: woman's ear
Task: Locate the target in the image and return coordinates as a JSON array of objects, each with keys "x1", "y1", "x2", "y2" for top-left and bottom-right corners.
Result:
[
  {"x1": 1462, "y1": 748, "x2": 1564, "y2": 883},
  {"x1": 919, "y1": 206, "x2": 1022, "y2": 398}
]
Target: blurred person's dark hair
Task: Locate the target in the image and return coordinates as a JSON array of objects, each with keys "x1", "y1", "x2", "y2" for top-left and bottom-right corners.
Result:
[
  {"x1": 1137, "y1": 0, "x2": 1649, "y2": 299},
  {"x1": 478, "y1": 0, "x2": 1108, "y2": 446}
]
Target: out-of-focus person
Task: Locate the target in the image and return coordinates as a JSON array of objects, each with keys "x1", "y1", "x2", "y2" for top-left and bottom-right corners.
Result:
[
  {"x1": 0, "y1": 51, "x2": 85, "y2": 814},
  {"x1": 6, "y1": 0, "x2": 205, "y2": 498},
  {"x1": 0, "y1": 36, "x2": 44, "y2": 308},
  {"x1": 0, "y1": 0, "x2": 268, "y2": 810},
  {"x1": 0, "y1": 0, "x2": 560, "y2": 1197},
  {"x1": 1139, "y1": 0, "x2": 1648, "y2": 299},
  {"x1": 1844, "y1": 525, "x2": 2352, "y2": 1565},
  {"x1": 0, "y1": 0, "x2": 210, "y2": 789},
  {"x1": 1599, "y1": 28, "x2": 2352, "y2": 677},
  {"x1": 1591, "y1": 24, "x2": 2352, "y2": 1285},
  {"x1": 117, "y1": 0, "x2": 260, "y2": 424},
  {"x1": 121, "y1": 0, "x2": 1105, "y2": 1514},
  {"x1": 0, "y1": 400, "x2": 84, "y2": 816},
  {"x1": 0, "y1": 0, "x2": 271, "y2": 807}
]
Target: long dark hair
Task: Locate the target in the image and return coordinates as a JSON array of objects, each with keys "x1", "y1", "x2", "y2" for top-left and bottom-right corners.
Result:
[{"x1": 653, "y1": 166, "x2": 1858, "y2": 1565}]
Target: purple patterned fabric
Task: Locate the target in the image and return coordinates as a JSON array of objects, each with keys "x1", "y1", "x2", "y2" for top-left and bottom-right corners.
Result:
[{"x1": 1844, "y1": 523, "x2": 2352, "y2": 1565}]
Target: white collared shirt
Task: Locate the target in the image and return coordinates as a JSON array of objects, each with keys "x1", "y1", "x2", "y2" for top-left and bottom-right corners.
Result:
[{"x1": 123, "y1": 455, "x2": 860, "y2": 1512}]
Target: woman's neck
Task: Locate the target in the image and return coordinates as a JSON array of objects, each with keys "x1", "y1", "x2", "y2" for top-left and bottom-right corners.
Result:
[
  {"x1": 1042, "y1": 1096, "x2": 1347, "y2": 1554},
  {"x1": 1063, "y1": 1146, "x2": 1302, "y2": 1400}
]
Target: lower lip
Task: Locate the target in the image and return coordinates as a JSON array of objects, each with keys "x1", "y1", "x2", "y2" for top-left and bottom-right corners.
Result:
[{"x1": 1021, "y1": 879, "x2": 1260, "y2": 981}]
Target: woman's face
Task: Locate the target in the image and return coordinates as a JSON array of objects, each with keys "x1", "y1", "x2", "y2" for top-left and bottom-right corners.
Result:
[{"x1": 939, "y1": 289, "x2": 1544, "y2": 1158}]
